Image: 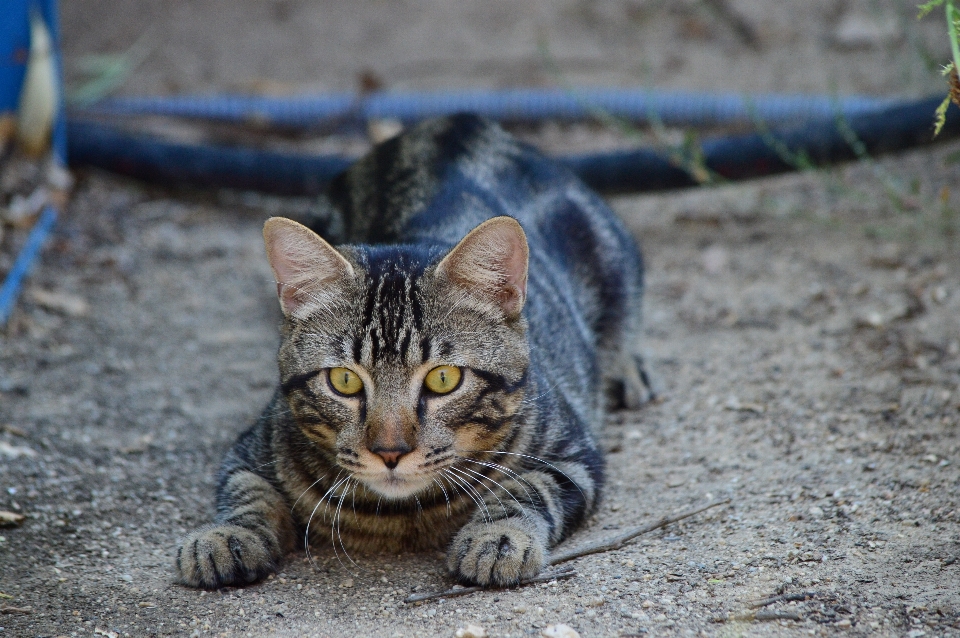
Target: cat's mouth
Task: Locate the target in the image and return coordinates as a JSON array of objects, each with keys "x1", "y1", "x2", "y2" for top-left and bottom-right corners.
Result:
[{"x1": 355, "y1": 468, "x2": 435, "y2": 500}]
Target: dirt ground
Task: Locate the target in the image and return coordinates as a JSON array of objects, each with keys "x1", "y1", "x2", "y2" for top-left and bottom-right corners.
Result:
[{"x1": 2, "y1": 1, "x2": 960, "y2": 637}]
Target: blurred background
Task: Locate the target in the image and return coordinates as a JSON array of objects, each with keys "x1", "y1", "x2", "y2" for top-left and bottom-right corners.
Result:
[{"x1": 61, "y1": 0, "x2": 946, "y2": 98}]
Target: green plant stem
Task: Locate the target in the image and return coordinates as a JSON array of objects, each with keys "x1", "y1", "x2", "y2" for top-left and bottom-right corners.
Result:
[{"x1": 948, "y1": 0, "x2": 960, "y2": 73}]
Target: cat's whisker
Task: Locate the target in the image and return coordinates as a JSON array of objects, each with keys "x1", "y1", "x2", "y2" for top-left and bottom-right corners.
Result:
[
  {"x1": 477, "y1": 450, "x2": 586, "y2": 501},
  {"x1": 442, "y1": 468, "x2": 491, "y2": 523},
  {"x1": 325, "y1": 474, "x2": 354, "y2": 572},
  {"x1": 518, "y1": 379, "x2": 563, "y2": 405},
  {"x1": 440, "y1": 469, "x2": 478, "y2": 518},
  {"x1": 437, "y1": 472, "x2": 463, "y2": 509},
  {"x1": 458, "y1": 457, "x2": 540, "y2": 507},
  {"x1": 290, "y1": 474, "x2": 328, "y2": 515},
  {"x1": 450, "y1": 465, "x2": 515, "y2": 519},
  {"x1": 243, "y1": 459, "x2": 281, "y2": 473},
  {"x1": 331, "y1": 477, "x2": 360, "y2": 570},
  {"x1": 305, "y1": 471, "x2": 348, "y2": 569},
  {"x1": 432, "y1": 477, "x2": 452, "y2": 518},
  {"x1": 414, "y1": 495, "x2": 423, "y2": 520}
]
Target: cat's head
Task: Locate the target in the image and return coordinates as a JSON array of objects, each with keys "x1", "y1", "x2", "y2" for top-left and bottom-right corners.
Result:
[{"x1": 263, "y1": 216, "x2": 530, "y2": 499}]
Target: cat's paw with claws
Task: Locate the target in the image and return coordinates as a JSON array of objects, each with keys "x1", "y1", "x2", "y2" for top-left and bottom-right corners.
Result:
[
  {"x1": 176, "y1": 524, "x2": 280, "y2": 589},
  {"x1": 448, "y1": 518, "x2": 546, "y2": 586}
]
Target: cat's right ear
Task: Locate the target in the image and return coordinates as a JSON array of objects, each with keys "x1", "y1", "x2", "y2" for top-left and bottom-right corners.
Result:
[
  {"x1": 262, "y1": 217, "x2": 354, "y2": 318},
  {"x1": 436, "y1": 216, "x2": 529, "y2": 319}
]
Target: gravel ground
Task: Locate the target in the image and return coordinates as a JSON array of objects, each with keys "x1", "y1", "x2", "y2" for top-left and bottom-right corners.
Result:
[{"x1": 2, "y1": 1, "x2": 960, "y2": 637}]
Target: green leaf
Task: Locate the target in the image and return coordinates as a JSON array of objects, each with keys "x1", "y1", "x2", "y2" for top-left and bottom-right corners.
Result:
[
  {"x1": 918, "y1": 0, "x2": 945, "y2": 19},
  {"x1": 933, "y1": 95, "x2": 951, "y2": 136}
]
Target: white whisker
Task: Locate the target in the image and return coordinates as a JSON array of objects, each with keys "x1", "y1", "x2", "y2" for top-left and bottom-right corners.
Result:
[
  {"x1": 443, "y1": 468, "x2": 491, "y2": 523},
  {"x1": 450, "y1": 465, "x2": 515, "y2": 518},
  {"x1": 478, "y1": 450, "x2": 585, "y2": 500},
  {"x1": 442, "y1": 469, "x2": 489, "y2": 523},
  {"x1": 455, "y1": 461, "x2": 530, "y2": 516},
  {"x1": 432, "y1": 477, "x2": 452, "y2": 518},
  {"x1": 291, "y1": 474, "x2": 328, "y2": 515},
  {"x1": 459, "y1": 457, "x2": 540, "y2": 506}
]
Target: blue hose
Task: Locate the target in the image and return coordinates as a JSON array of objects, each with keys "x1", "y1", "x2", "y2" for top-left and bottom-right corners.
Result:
[
  {"x1": 86, "y1": 88, "x2": 900, "y2": 128},
  {"x1": 67, "y1": 94, "x2": 960, "y2": 196},
  {"x1": 0, "y1": 206, "x2": 58, "y2": 325},
  {"x1": 7, "y1": 87, "x2": 958, "y2": 326}
]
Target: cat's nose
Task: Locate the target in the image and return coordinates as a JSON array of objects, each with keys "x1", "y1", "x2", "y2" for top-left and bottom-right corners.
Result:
[{"x1": 370, "y1": 446, "x2": 410, "y2": 470}]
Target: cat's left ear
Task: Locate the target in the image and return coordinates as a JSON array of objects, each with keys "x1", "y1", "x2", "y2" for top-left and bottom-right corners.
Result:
[
  {"x1": 436, "y1": 216, "x2": 529, "y2": 318},
  {"x1": 263, "y1": 217, "x2": 354, "y2": 318}
]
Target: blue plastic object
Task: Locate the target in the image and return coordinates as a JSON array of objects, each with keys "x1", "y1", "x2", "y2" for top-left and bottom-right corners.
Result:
[
  {"x1": 0, "y1": 205, "x2": 58, "y2": 324},
  {"x1": 67, "y1": 94, "x2": 959, "y2": 196},
  {"x1": 0, "y1": 0, "x2": 66, "y2": 326},
  {"x1": 87, "y1": 88, "x2": 900, "y2": 129},
  {"x1": 0, "y1": 0, "x2": 32, "y2": 114}
]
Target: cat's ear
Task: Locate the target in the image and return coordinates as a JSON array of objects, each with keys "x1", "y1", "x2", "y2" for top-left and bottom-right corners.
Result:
[
  {"x1": 262, "y1": 217, "x2": 354, "y2": 317},
  {"x1": 436, "y1": 216, "x2": 529, "y2": 318}
]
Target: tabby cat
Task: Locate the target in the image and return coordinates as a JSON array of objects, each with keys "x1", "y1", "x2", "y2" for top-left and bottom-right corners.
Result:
[{"x1": 175, "y1": 114, "x2": 649, "y2": 589}]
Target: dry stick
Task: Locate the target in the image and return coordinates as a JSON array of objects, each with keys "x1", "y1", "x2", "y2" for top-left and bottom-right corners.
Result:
[
  {"x1": 712, "y1": 609, "x2": 803, "y2": 623},
  {"x1": 403, "y1": 498, "x2": 730, "y2": 604},
  {"x1": 405, "y1": 567, "x2": 577, "y2": 604},
  {"x1": 747, "y1": 590, "x2": 819, "y2": 609},
  {"x1": 548, "y1": 499, "x2": 730, "y2": 566},
  {"x1": 0, "y1": 606, "x2": 33, "y2": 614}
]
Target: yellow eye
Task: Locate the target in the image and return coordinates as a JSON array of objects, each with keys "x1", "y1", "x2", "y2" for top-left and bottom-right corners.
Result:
[
  {"x1": 329, "y1": 367, "x2": 363, "y2": 395},
  {"x1": 424, "y1": 365, "x2": 462, "y2": 394}
]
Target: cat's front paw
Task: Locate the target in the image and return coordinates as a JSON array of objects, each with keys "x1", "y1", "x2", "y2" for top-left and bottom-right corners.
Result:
[
  {"x1": 448, "y1": 518, "x2": 546, "y2": 586},
  {"x1": 176, "y1": 524, "x2": 280, "y2": 589}
]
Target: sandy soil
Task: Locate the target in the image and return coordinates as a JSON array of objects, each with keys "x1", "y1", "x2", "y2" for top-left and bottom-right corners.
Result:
[{"x1": 2, "y1": 1, "x2": 960, "y2": 637}]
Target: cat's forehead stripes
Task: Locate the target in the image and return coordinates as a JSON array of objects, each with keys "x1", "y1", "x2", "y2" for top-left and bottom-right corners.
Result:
[{"x1": 354, "y1": 247, "x2": 435, "y2": 366}]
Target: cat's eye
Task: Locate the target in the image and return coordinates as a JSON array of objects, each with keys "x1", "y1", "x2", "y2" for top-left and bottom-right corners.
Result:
[
  {"x1": 329, "y1": 367, "x2": 364, "y2": 396},
  {"x1": 424, "y1": 365, "x2": 462, "y2": 394}
]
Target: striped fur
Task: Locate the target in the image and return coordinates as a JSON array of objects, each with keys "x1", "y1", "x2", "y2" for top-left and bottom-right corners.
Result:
[{"x1": 175, "y1": 115, "x2": 648, "y2": 589}]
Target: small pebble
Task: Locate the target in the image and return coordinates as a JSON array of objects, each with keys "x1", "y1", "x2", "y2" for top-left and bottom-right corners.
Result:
[
  {"x1": 454, "y1": 624, "x2": 487, "y2": 638},
  {"x1": 541, "y1": 623, "x2": 580, "y2": 638}
]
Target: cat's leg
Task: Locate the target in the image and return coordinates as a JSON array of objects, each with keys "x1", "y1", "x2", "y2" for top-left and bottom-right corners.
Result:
[
  {"x1": 447, "y1": 461, "x2": 594, "y2": 586},
  {"x1": 176, "y1": 470, "x2": 296, "y2": 588},
  {"x1": 614, "y1": 350, "x2": 657, "y2": 410}
]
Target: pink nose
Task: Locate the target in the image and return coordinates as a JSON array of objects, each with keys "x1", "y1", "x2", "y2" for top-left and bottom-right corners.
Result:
[{"x1": 371, "y1": 448, "x2": 408, "y2": 470}]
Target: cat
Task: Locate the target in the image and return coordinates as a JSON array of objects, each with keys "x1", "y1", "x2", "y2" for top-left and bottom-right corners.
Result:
[{"x1": 175, "y1": 114, "x2": 649, "y2": 589}]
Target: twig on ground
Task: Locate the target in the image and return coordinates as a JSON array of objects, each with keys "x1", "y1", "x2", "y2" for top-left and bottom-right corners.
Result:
[
  {"x1": 548, "y1": 498, "x2": 731, "y2": 566},
  {"x1": 404, "y1": 567, "x2": 576, "y2": 604},
  {"x1": 0, "y1": 605, "x2": 33, "y2": 614},
  {"x1": 747, "y1": 590, "x2": 819, "y2": 609},
  {"x1": 712, "y1": 609, "x2": 803, "y2": 623},
  {"x1": 403, "y1": 498, "x2": 730, "y2": 604}
]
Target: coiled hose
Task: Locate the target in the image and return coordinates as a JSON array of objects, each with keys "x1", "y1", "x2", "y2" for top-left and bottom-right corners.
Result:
[
  {"x1": 4, "y1": 89, "x2": 959, "y2": 325},
  {"x1": 86, "y1": 88, "x2": 898, "y2": 128},
  {"x1": 67, "y1": 93, "x2": 960, "y2": 196}
]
